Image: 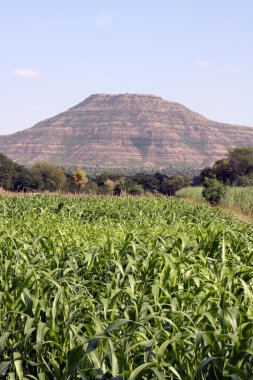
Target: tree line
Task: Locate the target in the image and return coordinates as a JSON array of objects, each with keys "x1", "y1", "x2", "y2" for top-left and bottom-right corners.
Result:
[
  {"x1": 1, "y1": 147, "x2": 253, "y2": 197},
  {"x1": 0, "y1": 153, "x2": 193, "y2": 195}
]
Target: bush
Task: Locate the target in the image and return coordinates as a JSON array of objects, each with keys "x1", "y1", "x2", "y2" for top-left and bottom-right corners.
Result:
[
  {"x1": 128, "y1": 184, "x2": 144, "y2": 196},
  {"x1": 202, "y1": 178, "x2": 226, "y2": 205}
]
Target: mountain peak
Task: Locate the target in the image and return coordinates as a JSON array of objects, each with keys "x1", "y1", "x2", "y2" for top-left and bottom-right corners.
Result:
[
  {"x1": 0, "y1": 93, "x2": 253, "y2": 172},
  {"x1": 71, "y1": 93, "x2": 165, "y2": 110},
  {"x1": 86, "y1": 93, "x2": 163, "y2": 99}
]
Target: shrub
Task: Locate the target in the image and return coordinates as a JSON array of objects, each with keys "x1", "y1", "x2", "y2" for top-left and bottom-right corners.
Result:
[
  {"x1": 128, "y1": 184, "x2": 144, "y2": 195},
  {"x1": 202, "y1": 177, "x2": 226, "y2": 205}
]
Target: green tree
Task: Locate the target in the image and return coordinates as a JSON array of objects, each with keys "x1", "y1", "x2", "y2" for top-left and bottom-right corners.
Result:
[
  {"x1": 210, "y1": 147, "x2": 253, "y2": 185},
  {"x1": 212, "y1": 159, "x2": 231, "y2": 183},
  {"x1": 0, "y1": 153, "x2": 35, "y2": 191},
  {"x1": 32, "y1": 162, "x2": 67, "y2": 191},
  {"x1": 132, "y1": 173, "x2": 160, "y2": 192},
  {"x1": 0, "y1": 154, "x2": 19, "y2": 190},
  {"x1": 200, "y1": 166, "x2": 216, "y2": 182},
  {"x1": 159, "y1": 175, "x2": 193, "y2": 196},
  {"x1": 113, "y1": 178, "x2": 126, "y2": 196},
  {"x1": 226, "y1": 147, "x2": 253, "y2": 183},
  {"x1": 12, "y1": 168, "x2": 39, "y2": 192},
  {"x1": 81, "y1": 182, "x2": 99, "y2": 195},
  {"x1": 202, "y1": 177, "x2": 226, "y2": 205},
  {"x1": 128, "y1": 184, "x2": 144, "y2": 195}
]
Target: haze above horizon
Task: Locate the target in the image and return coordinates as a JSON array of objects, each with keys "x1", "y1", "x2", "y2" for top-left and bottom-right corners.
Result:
[{"x1": 1, "y1": 0, "x2": 253, "y2": 134}]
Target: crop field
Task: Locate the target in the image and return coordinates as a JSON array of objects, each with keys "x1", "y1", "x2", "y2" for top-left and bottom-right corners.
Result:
[{"x1": 1, "y1": 195, "x2": 253, "y2": 379}]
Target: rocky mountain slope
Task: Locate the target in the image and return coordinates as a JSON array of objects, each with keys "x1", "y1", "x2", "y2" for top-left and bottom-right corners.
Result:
[{"x1": 0, "y1": 93, "x2": 253, "y2": 172}]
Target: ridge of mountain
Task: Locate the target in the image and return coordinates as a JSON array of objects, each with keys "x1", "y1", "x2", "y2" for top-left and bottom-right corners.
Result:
[{"x1": 0, "y1": 93, "x2": 253, "y2": 173}]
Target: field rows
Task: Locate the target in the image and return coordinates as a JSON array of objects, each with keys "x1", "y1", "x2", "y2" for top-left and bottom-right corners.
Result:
[{"x1": 1, "y1": 195, "x2": 253, "y2": 379}]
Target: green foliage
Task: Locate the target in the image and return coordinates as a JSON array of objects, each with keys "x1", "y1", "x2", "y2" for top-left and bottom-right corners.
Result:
[
  {"x1": 31, "y1": 162, "x2": 67, "y2": 191},
  {"x1": 128, "y1": 184, "x2": 144, "y2": 195},
  {"x1": 227, "y1": 147, "x2": 253, "y2": 179},
  {"x1": 202, "y1": 147, "x2": 253, "y2": 186},
  {"x1": 113, "y1": 183, "x2": 122, "y2": 196},
  {"x1": 132, "y1": 172, "x2": 192, "y2": 195},
  {"x1": 200, "y1": 166, "x2": 216, "y2": 182},
  {"x1": 113, "y1": 178, "x2": 127, "y2": 196},
  {"x1": 81, "y1": 182, "x2": 99, "y2": 195},
  {"x1": 0, "y1": 154, "x2": 196, "y2": 196},
  {"x1": 212, "y1": 158, "x2": 231, "y2": 183},
  {"x1": 202, "y1": 177, "x2": 226, "y2": 205},
  {"x1": 236, "y1": 173, "x2": 253, "y2": 187},
  {"x1": 132, "y1": 173, "x2": 160, "y2": 192},
  {"x1": 0, "y1": 196, "x2": 253, "y2": 378},
  {"x1": 0, "y1": 154, "x2": 18, "y2": 190},
  {"x1": 12, "y1": 167, "x2": 39, "y2": 192},
  {"x1": 0, "y1": 154, "x2": 35, "y2": 191},
  {"x1": 159, "y1": 175, "x2": 193, "y2": 195}
]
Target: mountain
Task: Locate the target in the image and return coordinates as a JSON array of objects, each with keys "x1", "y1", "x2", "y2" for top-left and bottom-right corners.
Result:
[{"x1": 0, "y1": 93, "x2": 253, "y2": 173}]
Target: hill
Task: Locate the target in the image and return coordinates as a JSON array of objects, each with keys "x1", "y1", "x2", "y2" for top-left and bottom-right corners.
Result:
[{"x1": 0, "y1": 93, "x2": 253, "y2": 172}]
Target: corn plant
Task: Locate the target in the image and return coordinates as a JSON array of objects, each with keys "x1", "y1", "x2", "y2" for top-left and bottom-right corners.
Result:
[{"x1": 0, "y1": 195, "x2": 253, "y2": 379}]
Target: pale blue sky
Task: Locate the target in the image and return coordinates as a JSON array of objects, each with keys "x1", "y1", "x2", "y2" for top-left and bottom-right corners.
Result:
[{"x1": 1, "y1": 0, "x2": 253, "y2": 134}]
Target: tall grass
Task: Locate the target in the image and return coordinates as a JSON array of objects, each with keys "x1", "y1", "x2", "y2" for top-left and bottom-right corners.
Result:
[
  {"x1": 222, "y1": 186, "x2": 253, "y2": 217},
  {"x1": 0, "y1": 195, "x2": 253, "y2": 378},
  {"x1": 176, "y1": 186, "x2": 253, "y2": 218},
  {"x1": 175, "y1": 186, "x2": 204, "y2": 203}
]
